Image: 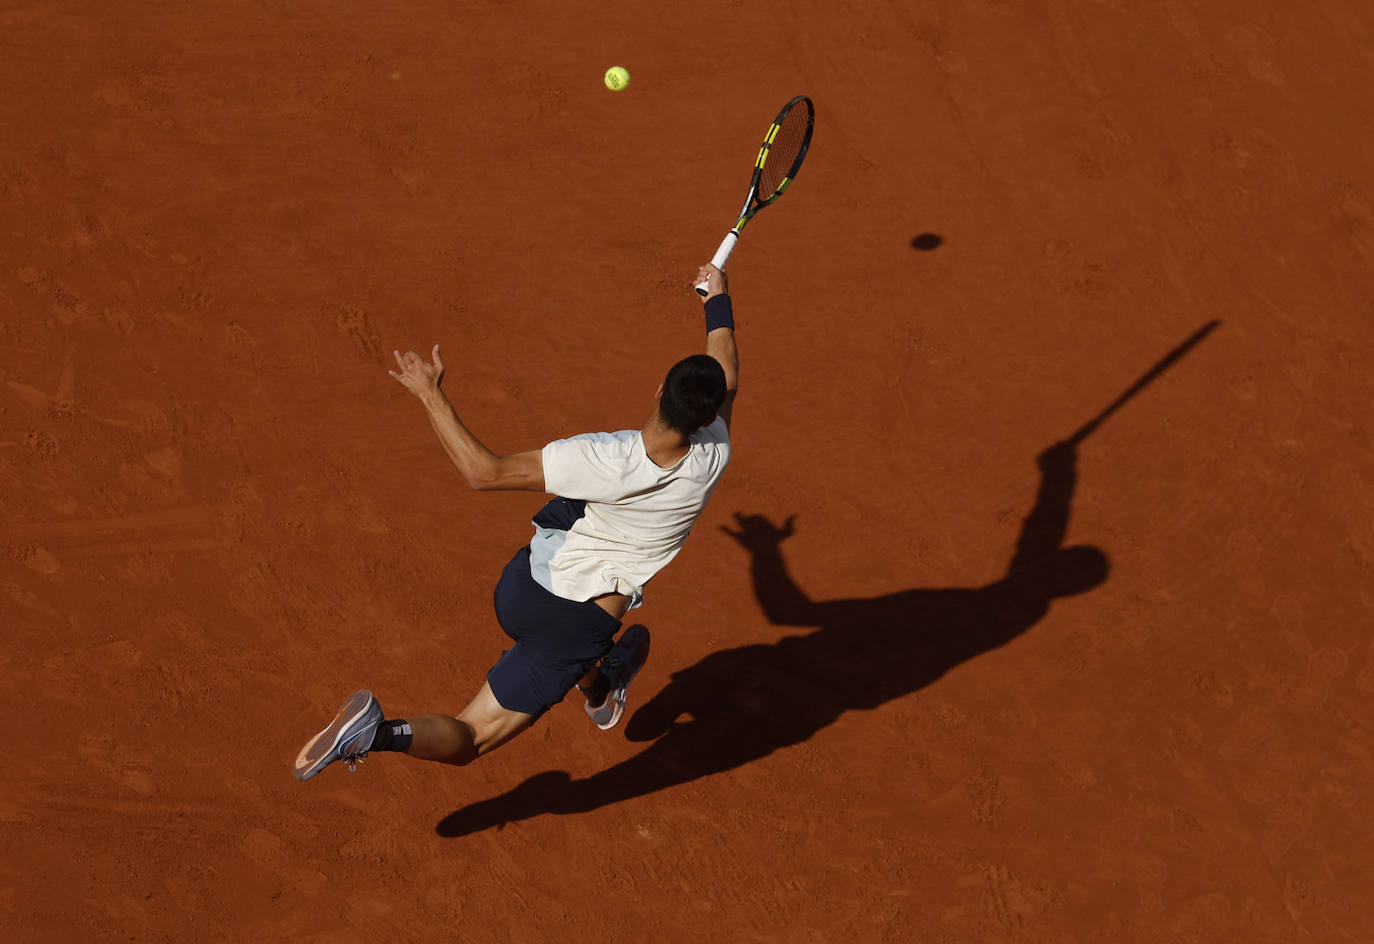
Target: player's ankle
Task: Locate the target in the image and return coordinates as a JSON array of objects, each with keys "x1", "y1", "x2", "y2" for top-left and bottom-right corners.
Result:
[
  {"x1": 369, "y1": 719, "x2": 413, "y2": 753},
  {"x1": 578, "y1": 672, "x2": 610, "y2": 707}
]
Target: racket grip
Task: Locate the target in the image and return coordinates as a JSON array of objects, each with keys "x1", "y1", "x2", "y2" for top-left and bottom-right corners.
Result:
[{"x1": 695, "y1": 231, "x2": 739, "y2": 296}]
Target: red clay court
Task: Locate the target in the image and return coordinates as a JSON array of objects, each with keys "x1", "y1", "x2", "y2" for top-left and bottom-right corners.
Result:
[{"x1": 3, "y1": 1, "x2": 1373, "y2": 941}]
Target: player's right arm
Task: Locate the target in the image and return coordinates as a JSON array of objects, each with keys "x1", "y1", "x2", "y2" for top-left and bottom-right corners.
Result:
[{"x1": 697, "y1": 264, "x2": 739, "y2": 430}]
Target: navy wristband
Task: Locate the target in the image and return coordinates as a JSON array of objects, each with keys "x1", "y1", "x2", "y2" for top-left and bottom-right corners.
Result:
[{"x1": 704, "y1": 293, "x2": 735, "y2": 333}]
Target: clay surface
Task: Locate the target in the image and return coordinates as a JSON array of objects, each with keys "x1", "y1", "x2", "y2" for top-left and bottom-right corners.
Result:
[{"x1": 3, "y1": 1, "x2": 1373, "y2": 941}]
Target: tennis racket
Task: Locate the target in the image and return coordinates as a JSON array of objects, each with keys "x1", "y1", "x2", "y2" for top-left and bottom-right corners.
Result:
[{"x1": 695, "y1": 95, "x2": 815, "y2": 297}]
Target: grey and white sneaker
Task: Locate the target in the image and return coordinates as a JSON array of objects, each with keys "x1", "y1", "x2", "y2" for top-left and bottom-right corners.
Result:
[
  {"x1": 293, "y1": 689, "x2": 384, "y2": 782},
  {"x1": 585, "y1": 624, "x2": 651, "y2": 731}
]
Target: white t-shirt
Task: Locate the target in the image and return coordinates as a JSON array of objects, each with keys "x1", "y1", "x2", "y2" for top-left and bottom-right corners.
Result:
[{"x1": 530, "y1": 416, "x2": 731, "y2": 608}]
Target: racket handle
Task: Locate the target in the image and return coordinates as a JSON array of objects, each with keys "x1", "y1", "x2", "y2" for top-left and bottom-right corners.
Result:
[{"x1": 695, "y1": 231, "x2": 740, "y2": 296}]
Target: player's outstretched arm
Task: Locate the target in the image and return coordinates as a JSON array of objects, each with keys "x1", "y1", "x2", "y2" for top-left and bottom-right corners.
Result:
[
  {"x1": 698, "y1": 264, "x2": 738, "y2": 430},
  {"x1": 389, "y1": 345, "x2": 546, "y2": 492}
]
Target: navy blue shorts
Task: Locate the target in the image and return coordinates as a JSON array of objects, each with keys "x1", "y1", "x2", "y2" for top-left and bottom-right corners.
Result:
[{"x1": 488, "y1": 543, "x2": 621, "y2": 720}]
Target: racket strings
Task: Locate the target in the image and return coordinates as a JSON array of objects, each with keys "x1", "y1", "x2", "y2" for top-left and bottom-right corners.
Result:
[{"x1": 758, "y1": 104, "x2": 810, "y2": 199}]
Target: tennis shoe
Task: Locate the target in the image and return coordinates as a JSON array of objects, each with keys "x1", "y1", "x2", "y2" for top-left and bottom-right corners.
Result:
[
  {"x1": 293, "y1": 689, "x2": 384, "y2": 782},
  {"x1": 585, "y1": 624, "x2": 651, "y2": 731}
]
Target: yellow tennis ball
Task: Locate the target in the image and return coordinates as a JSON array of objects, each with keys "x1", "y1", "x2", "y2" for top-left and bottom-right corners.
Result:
[{"x1": 604, "y1": 66, "x2": 630, "y2": 91}]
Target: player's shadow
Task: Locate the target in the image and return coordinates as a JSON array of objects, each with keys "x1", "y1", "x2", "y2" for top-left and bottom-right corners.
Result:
[
  {"x1": 436, "y1": 321, "x2": 1217, "y2": 837},
  {"x1": 436, "y1": 439, "x2": 1105, "y2": 838}
]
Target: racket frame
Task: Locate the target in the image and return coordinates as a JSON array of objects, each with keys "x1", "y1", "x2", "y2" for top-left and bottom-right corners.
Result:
[{"x1": 696, "y1": 95, "x2": 814, "y2": 296}]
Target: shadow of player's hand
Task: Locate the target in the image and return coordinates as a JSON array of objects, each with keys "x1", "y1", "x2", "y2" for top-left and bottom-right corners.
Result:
[
  {"x1": 1037, "y1": 440, "x2": 1078, "y2": 472},
  {"x1": 720, "y1": 513, "x2": 796, "y2": 552}
]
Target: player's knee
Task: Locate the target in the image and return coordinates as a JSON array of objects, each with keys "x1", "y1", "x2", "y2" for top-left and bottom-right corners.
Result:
[
  {"x1": 461, "y1": 712, "x2": 532, "y2": 761},
  {"x1": 445, "y1": 718, "x2": 480, "y2": 766},
  {"x1": 447, "y1": 745, "x2": 479, "y2": 767}
]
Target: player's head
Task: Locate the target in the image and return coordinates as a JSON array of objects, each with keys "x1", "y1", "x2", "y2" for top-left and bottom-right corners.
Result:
[
  {"x1": 1048, "y1": 545, "x2": 1110, "y2": 597},
  {"x1": 658, "y1": 354, "x2": 727, "y2": 434}
]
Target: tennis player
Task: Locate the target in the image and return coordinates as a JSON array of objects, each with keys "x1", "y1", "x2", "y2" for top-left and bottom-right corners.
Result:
[{"x1": 293, "y1": 264, "x2": 738, "y2": 781}]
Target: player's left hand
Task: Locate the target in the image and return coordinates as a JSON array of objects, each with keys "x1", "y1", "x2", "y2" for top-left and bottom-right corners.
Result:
[{"x1": 389, "y1": 345, "x2": 446, "y2": 398}]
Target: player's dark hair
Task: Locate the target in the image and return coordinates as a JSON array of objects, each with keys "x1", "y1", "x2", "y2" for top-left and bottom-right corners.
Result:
[{"x1": 659, "y1": 354, "x2": 727, "y2": 434}]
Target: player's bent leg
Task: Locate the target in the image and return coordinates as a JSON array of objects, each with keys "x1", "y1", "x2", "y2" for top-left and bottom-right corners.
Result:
[
  {"x1": 460, "y1": 681, "x2": 536, "y2": 756},
  {"x1": 404, "y1": 713, "x2": 480, "y2": 766},
  {"x1": 405, "y1": 682, "x2": 532, "y2": 766}
]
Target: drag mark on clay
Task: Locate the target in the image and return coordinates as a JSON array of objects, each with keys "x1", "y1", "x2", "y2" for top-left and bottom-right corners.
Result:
[
  {"x1": 3, "y1": 506, "x2": 226, "y2": 559},
  {"x1": 334, "y1": 304, "x2": 384, "y2": 363},
  {"x1": 14, "y1": 266, "x2": 86, "y2": 325},
  {"x1": 4, "y1": 345, "x2": 76, "y2": 412},
  {"x1": 965, "y1": 764, "x2": 1007, "y2": 826}
]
